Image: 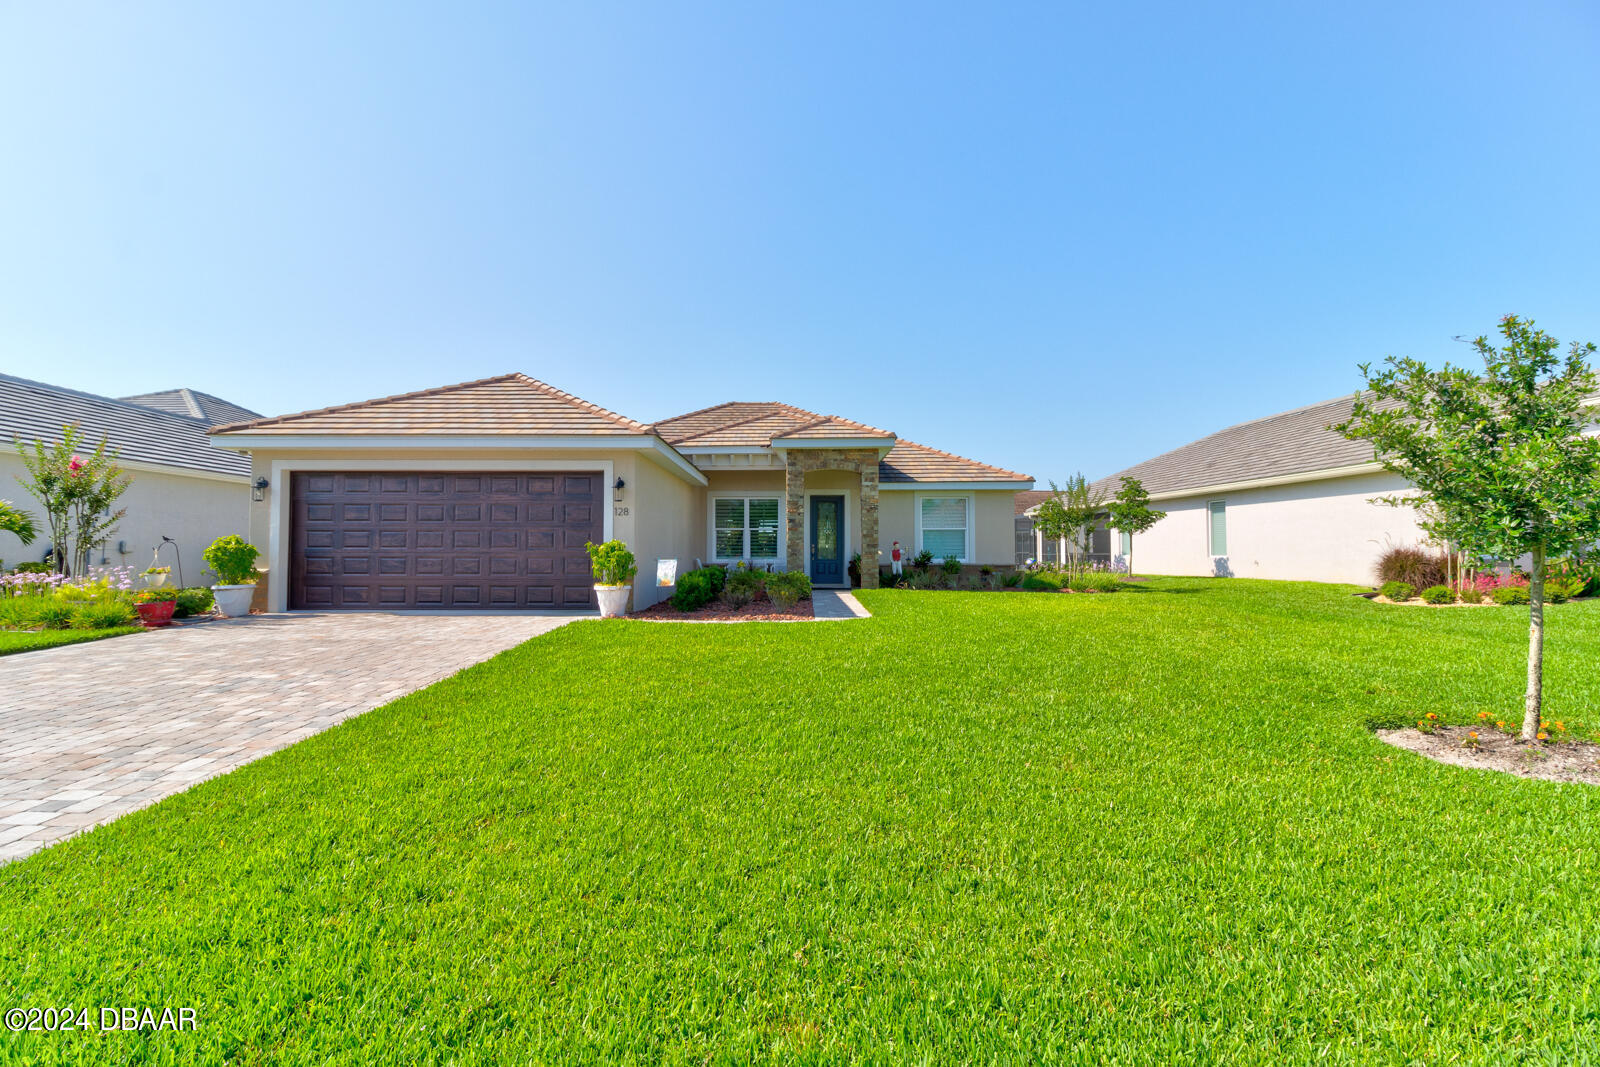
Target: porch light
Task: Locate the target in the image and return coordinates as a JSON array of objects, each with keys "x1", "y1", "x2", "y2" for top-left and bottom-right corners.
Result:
[
  {"x1": 613, "y1": 477, "x2": 625, "y2": 502},
  {"x1": 251, "y1": 477, "x2": 269, "y2": 502}
]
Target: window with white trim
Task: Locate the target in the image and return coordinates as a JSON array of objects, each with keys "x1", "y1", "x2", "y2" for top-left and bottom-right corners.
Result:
[
  {"x1": 713, "y1": 496, "x2": 781, "y2": 561},
  {"x1": 1207, "y1": 500, "x2": 1227, "y2": 556},
  {"x1": 919, "y1": 497, "x2": 969, "y2": 562}
]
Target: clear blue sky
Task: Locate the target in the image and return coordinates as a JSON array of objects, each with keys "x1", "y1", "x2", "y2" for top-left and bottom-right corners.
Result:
[{"x1": 3, "y1": 2, "x2": 1597, "y2": 485}]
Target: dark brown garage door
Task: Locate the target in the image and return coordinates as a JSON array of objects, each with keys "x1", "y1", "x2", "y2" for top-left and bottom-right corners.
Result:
[{"x1": 290, "y1": 471, "x2": 604, "y2": 610}]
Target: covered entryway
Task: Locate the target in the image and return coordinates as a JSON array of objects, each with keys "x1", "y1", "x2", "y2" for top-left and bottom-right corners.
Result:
[{"x1": 290, "y1": 471, "x2": 603, "y2": 610}]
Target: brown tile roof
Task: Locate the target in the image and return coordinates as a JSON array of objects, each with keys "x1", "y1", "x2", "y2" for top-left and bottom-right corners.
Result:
[
  {"x1": 1091, "y1": 393, "x2": 1382, "y2": 497},
  {"x1": 211, "y1": 373, "x2": 651, "y2": 436},
  {"x1": 880, "y1": 440, "x2": 1031, "y2": 484},
  {"x1": 650, "y1": 401, "x2": 893, "y2": 446},
  {"x1": 1013, "y1": 490, "x2": 1051, "y2": 515}
]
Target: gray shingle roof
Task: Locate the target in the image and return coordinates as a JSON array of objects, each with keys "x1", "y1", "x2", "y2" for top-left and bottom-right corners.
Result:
[
  {"x1": 0, "y1": 373, "x2": 250, "y2": 478},
  {"x1": 120, "y1": 388, "x2": 260, "y2": 427},
  {"x1": 1093, "y1": 393, "x2": 1380, "y2": 498}
]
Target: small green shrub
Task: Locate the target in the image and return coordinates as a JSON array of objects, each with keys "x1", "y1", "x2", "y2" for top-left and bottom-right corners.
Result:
[
  {"x1": 940, "y1": 556, "x2": 962, "y2": 577},
  {"x1": 204, "y1": 535, "x2": 261, "y2": 585},
  {"x1": 13, "y1": 560, "x2": 52, "y2": 574},
  {"x1": 905, "y1": 570, "x2": 943, "y2": 590},
  {"x1": 1492, "y1": 585, "x2": 1531, "y2": 606},
  {"x1": 1379, "y1": 581, "x2": 1414, "y2": 601},
  {"x1": 912, "y1": 550, "x2": 934, "y2": 571},
  {"x1": 765, "y1": 570, "x2": 812, "y2": 610},
  {"x1": 1546, "y1": 576, "x2": 1584, "y2": 603},
  {"x1": 35, "y1": 598, "x2": 76, "y2": 630},
  {"x1": 1001, "y1": 570, "x2": 1024, "y2": 588},
  {"x1": 583, "y1": 540, "x2": 638, "y2": 586},
  {"x1": 1457, "y1": 584, "x2": 1484, "y2": 604},
  {"x1": 877, "y1": 568, "x2": 903, "y2": 588},
  {"x1": 71, "y1": 600, "x2": 137, "y2": 630},
  {"x1": 1071, "y1": 572, "x2": 1123, "y2": 593},
  {"x1": 1419, "y1": 585, "x2": 1454, "y2": 605},
  {"x1": 172, "y1": 587, "x2": 215, "y2": 618},
  {"x1": 723, "y1": 568, "x2": 764, "y2": 607},
  {"x1": 0, "y1": 597, "x2": 43, "y2": 630},
  {"x1": 671, "y1": 566, "x2": 726, "y2": 612},
  {"x1": 1021, "y1": 572, "x2": 1063, "y2": 592}
]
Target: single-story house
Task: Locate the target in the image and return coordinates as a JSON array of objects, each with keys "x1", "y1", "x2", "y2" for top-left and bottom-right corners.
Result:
[
  {"x1": 209, "y1": 373, "x2": 1033, "y2": 612},
  {"x1": 1031, "y1": 393, "x2": 1426, "y2": 586},
  {"x1": 0, "y1": 373, "x2": 259, "y2": 580}
]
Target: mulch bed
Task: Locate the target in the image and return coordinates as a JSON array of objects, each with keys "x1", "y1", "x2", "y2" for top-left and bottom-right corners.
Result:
[
  {"x1": 628, "y1": 597, "x2": 815, "y2": 623},
  {"x1": 1377, "y1": 725, "x2": 1600, "y2": 785}
]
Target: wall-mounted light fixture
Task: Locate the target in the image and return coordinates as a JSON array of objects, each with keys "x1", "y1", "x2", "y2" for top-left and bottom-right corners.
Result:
[
  {"x1": 252, "y1": 476, "x2": 270, "y2": 502},
  {"x1": 613, "y1": 477, "x2": 625, "y2": 502}
]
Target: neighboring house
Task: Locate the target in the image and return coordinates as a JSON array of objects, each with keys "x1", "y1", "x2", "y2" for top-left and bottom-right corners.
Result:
[
  {"x1": 0, "y1": 374, "x2": 259, "y2": 580},
  {"x1": 1013, "y1": 490, "x2": 1050, "y2": 564},
  {"x1": 1047, "y1": 393, "x2": 1427, "y2": 585},
  {"x1": 209, "y1": 374, "x2": 1033, "y2": 612}
]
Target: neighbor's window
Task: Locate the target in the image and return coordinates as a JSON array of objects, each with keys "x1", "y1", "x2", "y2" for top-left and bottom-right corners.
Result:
[
  {"x1": 920, "y1": 497, "x2": 969, "y2": 561},
  {"x1": 1120, "y1": 529, "x2": 1132, "y2": 557},
  {"x1": 714, "y1": 497, "x2": 781, "y2": 560},
  {"x1": 1207, "y1": 500, "x2": 1227, "y2": 556}
]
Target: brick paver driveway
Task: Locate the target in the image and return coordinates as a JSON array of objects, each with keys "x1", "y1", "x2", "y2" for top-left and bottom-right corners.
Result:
[{"x1": 0, "y1": 612, "x2": 579, "y2": 863}]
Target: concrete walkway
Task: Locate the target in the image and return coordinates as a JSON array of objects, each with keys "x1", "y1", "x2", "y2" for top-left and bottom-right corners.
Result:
[
  {"x1": 813, "y1": 590, "x2": 870, "y2": 620},
  {"x1": 0, "y1": 612, "x2": 579, "y2": 864}
]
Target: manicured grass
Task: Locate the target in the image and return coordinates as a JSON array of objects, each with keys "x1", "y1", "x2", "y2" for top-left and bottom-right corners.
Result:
[
  {"x1": 4, "y1": 579, "x2": 1600, "y2": 1063},
  {"x1": 0, "y1": 626, "x2": 142, "y2": 657}
]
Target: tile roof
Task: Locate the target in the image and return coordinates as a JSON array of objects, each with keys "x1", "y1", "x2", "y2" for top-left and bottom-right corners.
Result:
[
  {"x1": 0, "y1": 373, "x2": 250, "y2": 478},
  {"x1": 1013, "y1": 490, "x2": 1052, "y2": 515},
  {"x1": 211, "y1": 373, "x2": 651, "y2": 436},
  {"x1": 879, "y1": 440, "x2": 1031, "y2": 484},
  {"x1": 120, "y1": 388, "x2": 260, "y2": 426},
  {"x1": 1092, "y1": 393, "x2": 1380, "y2": 497},
  {"x1": 650, "y1": 402, "x2": 893, "y2": 446}
]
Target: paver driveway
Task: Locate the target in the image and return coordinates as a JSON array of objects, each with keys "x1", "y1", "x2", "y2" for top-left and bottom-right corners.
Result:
[{"x1": 0, "y1": 612, "x2": 579, "y2": 863}]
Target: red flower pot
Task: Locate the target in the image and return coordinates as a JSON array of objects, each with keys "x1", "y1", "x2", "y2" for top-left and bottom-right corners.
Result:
[{"x1": 135, "y1": 600, "x2": 177, "y2": 628}]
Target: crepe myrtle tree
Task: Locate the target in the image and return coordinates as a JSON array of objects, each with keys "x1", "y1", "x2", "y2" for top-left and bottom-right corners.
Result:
[
  {"x1": 1106, "y1": 476, "x2": 1166, "y2": 578},
  {"x1": 1336, "y1": 315, "x2": 1600, "y2": 740},
  {"x1": 15, "y1": 424, "x2": 131, "y2": 577},
  {"x1": 1031, "y1": 474, "x2": 1104, "y2": 582}
]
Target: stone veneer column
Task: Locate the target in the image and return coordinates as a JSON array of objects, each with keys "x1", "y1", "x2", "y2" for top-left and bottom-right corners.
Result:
[
  {"x1": 859, "y1": 464, "x2": 880, "y2": 589},
  {"x1": 785, "y1": 455, "x2": 806, "y2": 572}
]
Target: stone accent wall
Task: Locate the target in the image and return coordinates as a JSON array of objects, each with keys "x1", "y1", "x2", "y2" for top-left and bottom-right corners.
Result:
[{"x1": 782, "y1": 448, "x2": 882, "y2": 589}]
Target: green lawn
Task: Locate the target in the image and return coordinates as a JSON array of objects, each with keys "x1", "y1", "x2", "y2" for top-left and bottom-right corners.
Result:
[
  {"x1": 4, "y1": 579, "x2": 1600, "y2": 1064},
  {"x1": 0, "y1": 626, "x2": 142, "y2": 657}
]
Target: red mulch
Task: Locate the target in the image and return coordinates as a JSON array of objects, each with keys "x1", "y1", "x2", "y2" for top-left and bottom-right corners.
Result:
[{"x1": 629, "y1": 597, "x2": 815, "y2": 623}]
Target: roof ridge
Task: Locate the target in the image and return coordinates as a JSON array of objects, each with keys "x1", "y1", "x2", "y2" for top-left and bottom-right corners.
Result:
[
  {"x1": 647, "y1": 399, "x2": 754, "y2": 430},
  {"x1": 660, "y1": 403, "x2": 808, "y2": 444},
  {"x1": 0, "y1": 371, "x2": 233, "y2": 428},
  {"x1": 210, "y1": 373, "x2": 532, "y2": 433},
  {"x1": 509, "y1": 373, "x2": 650, "y2": 432},
  {"x1": 891, "y1": 438, "x2": 1030, "y2": 480}
]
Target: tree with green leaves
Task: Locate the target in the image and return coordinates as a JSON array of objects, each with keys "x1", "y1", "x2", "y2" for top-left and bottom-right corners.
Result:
[
  {"x1": 1105, "y1": 476, "x2": 1165, "y2": 578},
  {"x1": 1031, "y1": 474, "x2": 1105, "y2": 582},
  {"x1": 1336, "y1": 315, "x2": 1600, "y2": 741},
  {"x1": 15, "y1": 424, "x2": 132, "y2": 577}
]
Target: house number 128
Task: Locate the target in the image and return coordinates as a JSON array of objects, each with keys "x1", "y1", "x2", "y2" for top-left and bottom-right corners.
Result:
[{"x1": 614, "y1": 506, "x2": 629, "y2": 516}]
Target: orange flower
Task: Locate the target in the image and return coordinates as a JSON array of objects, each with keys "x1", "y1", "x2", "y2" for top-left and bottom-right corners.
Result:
[
  {"x1": 1537, "y1": 731, "x2": 1549, "y2": 741},
  {"x1": 1496, "y1": 721, "x2": 1507, "y2": 729},
  {"x1": 1478, "y1": 712, "x2": 1490, "y2": 720},
  {"x1": 1426, "y1": 712, "x2": 1439, "y2": 721},
  {"x1": 1468, "y1": 731, "x2": 1479, "y2": 739}
]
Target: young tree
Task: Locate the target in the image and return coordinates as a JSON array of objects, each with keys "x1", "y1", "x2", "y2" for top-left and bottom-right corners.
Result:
[
  {"x1": 1105, "y1": 476, "x2": 1166, "y2": 577},
  {"x1": 1336, "y1": 315, "x2": 1600, "y2": 740},
  {"x1": 1032, "y1": 474, "x2": 1105, "y2": 582},
  {"x1": 15, "y1": 424, "x2": 131, "y2": 576}
]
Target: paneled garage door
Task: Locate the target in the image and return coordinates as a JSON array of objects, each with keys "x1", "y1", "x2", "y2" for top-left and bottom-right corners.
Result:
[{"x1": 289, "y1": 471, "x2": 604, "y2": 610}]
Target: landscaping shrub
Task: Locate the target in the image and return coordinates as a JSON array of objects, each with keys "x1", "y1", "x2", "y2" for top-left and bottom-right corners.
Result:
[
  {"x1": 905, "y1": 570, "x2": 942, "y2": 590},
  {"x1": 940, "y1": 556, "x2": 962, "y2": 577},
  {"x1": 722, "y1": 568, "x2": 764, "y2": 608},
  {"x1": 34, "y1": 598, "x2": 76, "y2": 630},
  {"x1": 847, "y1": 553, "x2": 862, "y2": 587},
  {"x1": 671, "y1": 566, "x2": 726, "y2": 612},
  {"x1": 1021, "y1": 572, "x2": 1064, "y2": 592},
  {"x1": 1379, "y1": 580, "x2": 1415, "y2": 601},
  {"x1": 1071, "y1": 572, "x2": 1123, "y2": 593},
  {"x1": 1376, "y1": 545, "x2": 1449, "y2": 591},
  {"x1": 912, "y1": 549, "x2": 934, "y2": 571},
  {"x1": 1419, "y1": 585, "x2": 1454, "y2": 605},
  {"x1": 1546, "y1": 576, "x2": 1584, "y2": 603},
  {"x1": 172, "y1": 587, "x2": 214, "y2": 618},
  {"x1": 878, "y1": 568, "x2": 904, "y2": 588},
  {"x1": 204, "y1": 535, "x2": 262, "y2": 585},
  {"x1": 1456, "y1": 584, "x2": 1484, "y2": 604},
  {"x1": 1493, "y1": 585, "x2": 1531, "y2": 606},
  {"x1": 1001, "y1": 569, "x2": 1024, "y2": 588},
  {"x1": 765, "y1": 570, "x2": 811, "y2": 610},
  {"x1": 71, "y1": 600, "x2": 137, "y2": 629},
  {"x1": 0, "y1": 596, "x2": 43, "y2": 630}
]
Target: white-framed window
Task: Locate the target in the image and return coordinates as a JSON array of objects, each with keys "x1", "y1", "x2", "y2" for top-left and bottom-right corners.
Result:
[
  {"x1": 916, "y1": 495, "x2": 972, "y2": 563},
  {"x1": 711, "y1": 495, "x2": 781, "y2": 562},
  {"x1": 1120, "y1": 529, "x2": 1132, "y2": 557},
  {"x1": 1207, "y1": 500, "x2": 1227, "y2": 556}
]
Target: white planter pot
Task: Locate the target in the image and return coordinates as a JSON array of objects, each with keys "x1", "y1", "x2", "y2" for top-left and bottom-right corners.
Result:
[
  {"x1": 144, "y1": 573, "x2": 168, "y2": 588},
  {"x1": 594, "y1": 584, "x2": 631, "y2": 618},
  {"x1": 212, "y1": 584, "x2": 256, "y2": 618}
]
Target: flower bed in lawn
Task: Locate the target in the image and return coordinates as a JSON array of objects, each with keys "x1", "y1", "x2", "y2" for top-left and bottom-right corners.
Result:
[
  {"x1": 629, "y1": 597, "x2": 814, "y2": 623},
  {"x1": 1378, "y1": 724, "x2": 1600, "y2": 785}
]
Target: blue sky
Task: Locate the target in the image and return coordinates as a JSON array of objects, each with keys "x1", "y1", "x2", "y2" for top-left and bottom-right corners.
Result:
[{"x1": 2, "y1": 2, "x2": 1597, "y2": 485}]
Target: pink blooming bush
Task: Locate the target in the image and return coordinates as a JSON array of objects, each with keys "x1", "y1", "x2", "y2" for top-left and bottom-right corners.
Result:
[{"x1": 1472, "y1": 572, "x2": 1529, "y2": 596}]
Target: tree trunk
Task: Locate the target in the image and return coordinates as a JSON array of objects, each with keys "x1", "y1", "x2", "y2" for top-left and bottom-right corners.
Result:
[{"x1": 1522, "y1": 542, "x2": 1546, "y2": 741}]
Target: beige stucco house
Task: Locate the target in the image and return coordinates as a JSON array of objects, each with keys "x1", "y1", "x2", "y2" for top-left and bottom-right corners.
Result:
[
  {"x1": 1025, "y1": 393, "x2": 1428, "y2": 585},
  {"x1": 209, "y1": 374, "x2": 1032, "y2": 612},
  {"x1": 0, "y1": 373, "x2": 257, "y2": 581}
]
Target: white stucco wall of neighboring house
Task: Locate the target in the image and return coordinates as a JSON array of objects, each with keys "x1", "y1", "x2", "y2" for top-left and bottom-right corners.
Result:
[
  {"x1": 1125, "y1": 469, "x2": 1429, "y2": 586},
  {"x1": 0, "y1": 453, "x2": 249, "y2": 582}
]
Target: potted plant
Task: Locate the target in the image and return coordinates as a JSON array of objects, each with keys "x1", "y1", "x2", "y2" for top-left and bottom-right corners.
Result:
[
  {"x1": 132, "y1": 587, "x2": 179, "y2": 627},
  {"x1": 142, "y1": 565, "x2": 171, "y2": 588},
  {"x1": 203, "y1": 534, "x2": 260, "y2": 617},
  {"x1": 584, "y1": 539, "x2": 637, "y2": 618}
]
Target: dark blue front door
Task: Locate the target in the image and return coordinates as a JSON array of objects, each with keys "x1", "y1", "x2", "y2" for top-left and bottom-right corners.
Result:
[{"x1": 809, "y1": 495, "x2": 844, "y2": 585}]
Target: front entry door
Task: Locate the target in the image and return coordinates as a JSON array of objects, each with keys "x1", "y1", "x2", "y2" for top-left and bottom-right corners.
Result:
[{"x1": 809, "y1": 495, "x2": 845, "y2": 585}]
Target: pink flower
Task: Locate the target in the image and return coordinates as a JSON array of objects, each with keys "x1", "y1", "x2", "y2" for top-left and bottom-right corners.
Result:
[{"x1": 67, "y1": 455, "x2": 84, "y2": 477}]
